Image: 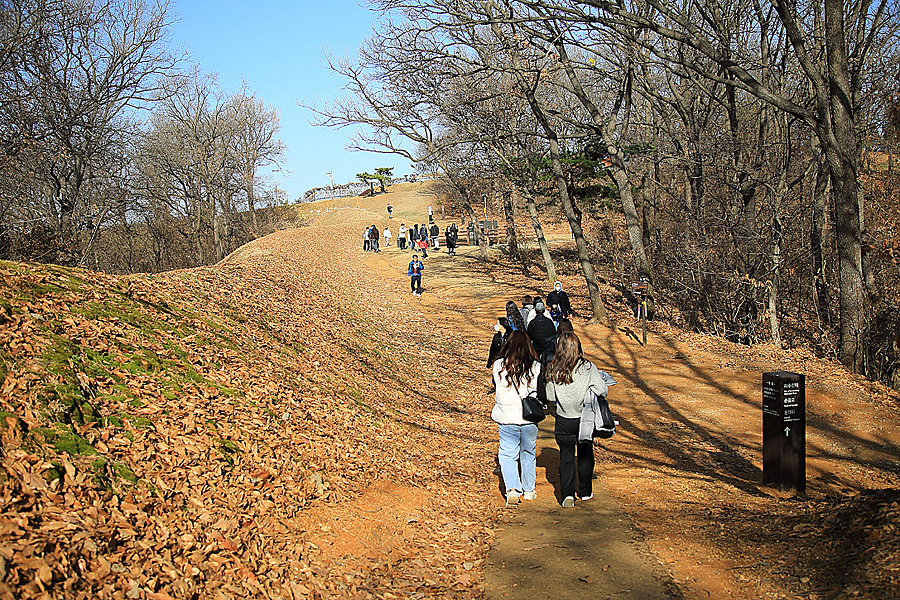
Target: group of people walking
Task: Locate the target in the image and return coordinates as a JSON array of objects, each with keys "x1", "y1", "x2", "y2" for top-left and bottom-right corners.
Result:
[
  {"x1": 488, "y1": 284, "x2": 614, "y2": 508},
  {"x1": 362, "y1": 204, "x2": 461, "y2": 258},
  {"x1": 396, "y1": 223, "x2": 439, "y2": 255}
]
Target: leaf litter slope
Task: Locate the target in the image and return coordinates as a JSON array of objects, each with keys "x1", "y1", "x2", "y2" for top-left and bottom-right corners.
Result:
[
  {"x1": 0, "y1": 198, "x2": 501, "y2": 597},
  {"x1": 3, "y1": 181, "x2": 900, "y2": 600}
]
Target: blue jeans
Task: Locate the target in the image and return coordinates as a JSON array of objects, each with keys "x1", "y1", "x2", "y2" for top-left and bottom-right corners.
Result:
[{"x1": 498, "y1": 423, "x2": 538, "y2": 494}]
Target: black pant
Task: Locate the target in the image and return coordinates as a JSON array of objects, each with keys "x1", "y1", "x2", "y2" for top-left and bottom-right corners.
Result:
[
  {"x1": 555, "y1": 416, "x2": 594, "y2": 500},
  {"x1": 410, "y1": 275, "x2": 422, "y2": 293}
]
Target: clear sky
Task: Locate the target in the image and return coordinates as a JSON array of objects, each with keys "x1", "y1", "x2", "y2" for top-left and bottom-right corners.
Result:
[{"x1": 169, "y1": 0, "x2": 414, "y2": 202}]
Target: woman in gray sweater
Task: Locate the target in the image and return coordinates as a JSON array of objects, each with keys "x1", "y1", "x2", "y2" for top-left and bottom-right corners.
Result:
[{"x1": 545, "y1": 332, "x2": 608, "y2": 507}]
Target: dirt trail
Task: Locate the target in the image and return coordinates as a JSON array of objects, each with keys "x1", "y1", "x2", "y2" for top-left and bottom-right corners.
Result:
[{"x1": 299, "y1": 183, "x2": 900, "y2": 599}]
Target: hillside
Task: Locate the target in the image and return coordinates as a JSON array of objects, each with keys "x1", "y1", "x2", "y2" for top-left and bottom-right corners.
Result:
[{"x1": 2, "y1": 181, "x2": 900, "y2": 600}]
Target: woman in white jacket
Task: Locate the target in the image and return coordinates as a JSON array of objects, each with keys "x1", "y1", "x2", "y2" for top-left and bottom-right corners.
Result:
[
  {"x1": 492, "y1": 330, "x2": 542, "y2": 507},
  {"x1": 545, "y1": 332, "x2": 608, "y2": 507}
]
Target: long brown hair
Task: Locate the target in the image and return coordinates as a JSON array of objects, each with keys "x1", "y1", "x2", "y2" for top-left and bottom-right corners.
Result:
[
  {"x1": 546, "y1": 332, "x2": 584, "y2": 385},
  {"x1": 497, "y1": 330, "x2": 539, "y2": 388}
]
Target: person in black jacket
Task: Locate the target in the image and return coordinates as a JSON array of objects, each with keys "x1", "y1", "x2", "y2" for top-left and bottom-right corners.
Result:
[
  {"x1": 527, "y1": 302, "x2": 558, "y2": 361},
  {"x1": 547, "y1": 281, "x2": 574, "y2": 320},
  {"x1": 430, "y1": 222, "x2": 440, "y2": 249}
]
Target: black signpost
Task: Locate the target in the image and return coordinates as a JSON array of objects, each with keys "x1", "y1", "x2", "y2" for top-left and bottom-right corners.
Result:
[{"x1": 762, "y1": 371, "x2": 806, "y2": 492}]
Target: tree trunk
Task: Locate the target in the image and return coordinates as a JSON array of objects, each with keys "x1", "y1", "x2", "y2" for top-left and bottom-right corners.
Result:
[
  {"x1": 811, "y1": 151, "x2": 831, "y2": 326},
  {"x1": 609, "y1": 161, "x2": 649, "y2": 275},
  {"x1": 551, "y1": 38, "x2": 650, "y2": 279},
  {"x1": 768, "y1": 186, "x2": 785, "y2": 349},
  {"x1": 521, "y1": 187, "x2": 557, "y2": 283},
  {"x1": 823, "y1": 0, "x2": 866, "y2": 372},
  {"x1": 547, "y1": 136, "x2": 607, "y2": 321},
  {"x1": 502, "y1": 191, "x2": 519, "y2": 258},
  {"x1": 827, "y1": 149, "x2": 866, "y2": 371},
  {"x1": 247, "y1": 184, "x2": 259, "y2": 234}
]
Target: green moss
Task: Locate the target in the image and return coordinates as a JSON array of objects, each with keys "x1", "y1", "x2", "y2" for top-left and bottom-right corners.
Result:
[
  {"x1": 0, "y1": 411, "x2": 20, "y2": 426},
  {"x1": 124, "y1": 415, "x2": 154, "y2": 430},
  {"x1": 32, "y1": 424, "x2": 97, "y2": 455},
  {"x1": 110, "y1": 462, "x2": 138, "y2": 483},
  {"x1": 106, "y1": 415, "x2": 124, "y2": 428},
  {"x1": 91, "y1": 457, "x2": 137, "y2": 487}
]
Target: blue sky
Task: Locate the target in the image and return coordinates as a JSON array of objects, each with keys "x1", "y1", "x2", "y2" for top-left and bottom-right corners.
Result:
[{"x1": 169, "y1": 0, "x2": 414, "y2": 202}]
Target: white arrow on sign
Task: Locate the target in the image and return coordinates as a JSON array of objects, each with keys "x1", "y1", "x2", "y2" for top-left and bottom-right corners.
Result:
[{"x1": 784, "y1": 426, "x2": 791, "y2": 436}]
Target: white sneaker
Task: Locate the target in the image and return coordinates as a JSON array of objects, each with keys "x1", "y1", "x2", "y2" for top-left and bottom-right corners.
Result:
[
  {"x1": 579, "y1": 494, "x2": 593, "y2": 501},
  {"x1": 523, "y1": 491, "x2": 537, "y2": 500},
  {"x1": 562, "y1": 496, "x2": 575, "y2": 508},
  {"x1": 506, "y1": 491, "x2": 520, "y2": 507}
]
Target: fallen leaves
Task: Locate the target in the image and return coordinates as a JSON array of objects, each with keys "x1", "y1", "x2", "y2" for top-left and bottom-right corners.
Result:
[{"x1": 0, "y1": 223, "x2": 500, "y2": 599}]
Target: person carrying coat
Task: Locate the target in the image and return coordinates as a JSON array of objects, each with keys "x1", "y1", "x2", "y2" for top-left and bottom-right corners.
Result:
[{"x1": 545, "y1": 332, "x2": 608, "y2": 507}]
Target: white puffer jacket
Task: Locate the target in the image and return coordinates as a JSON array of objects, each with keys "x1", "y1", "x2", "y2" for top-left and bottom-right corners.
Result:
[{"x1": 491, "y1": 359, "x2": 541, "y2": 425}]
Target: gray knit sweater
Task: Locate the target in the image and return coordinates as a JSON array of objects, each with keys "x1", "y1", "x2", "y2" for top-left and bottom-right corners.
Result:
[{"x1": 546, "y1": 360, "x2": 609, "y2": 419}]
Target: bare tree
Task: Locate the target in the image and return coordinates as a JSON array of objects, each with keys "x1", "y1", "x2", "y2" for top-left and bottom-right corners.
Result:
[
  {"x1": 571, "y1": 0, "x2": 898, "y2": 370},
  {"x1": 0, "y1": 0, "x2": 176, "y2": 264}
]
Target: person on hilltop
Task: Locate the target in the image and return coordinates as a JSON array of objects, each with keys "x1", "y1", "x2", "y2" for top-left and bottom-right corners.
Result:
[
  {"x1": 492, "y1": 330, "x2": 542, "y2": 506},
  {"x1": 506, "y1": 300, "x2": 526, "y2": 332},
  {"x1": 363, "y1": 227, "x2": 371, "y2": 252},
  {"x1": 383, "y1": 226, "x2": 392, "y2": 250},
  {"x1": 387, "y1": 204, "x2": 393, "y2": 219},
  {"x1": 408, "y1": 254, "x2": 424, "y2": 296},
  {"x1": 445, "y1": 225, "x2": 454, "y2": 255},
  {"x1": 398, "y1": 223, "x2": 408, "y2": 250},
  {"x1": 545, "y1": 332, "x2": 609, "y2": 508},
  {"x1": 430, "y1": 222, "x2": 440, "y2": 250},
  {"x1": 428, "y1": 205, "x2": 434, "y2": 223},
  {"x1": 547, "y1": 281, "x2": 574, "y2": 321}
]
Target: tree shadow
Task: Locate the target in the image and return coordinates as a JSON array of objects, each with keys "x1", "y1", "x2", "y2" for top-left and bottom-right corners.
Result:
[{"x1": 576, "y1": 323, "x2": 900, "y2": 497}]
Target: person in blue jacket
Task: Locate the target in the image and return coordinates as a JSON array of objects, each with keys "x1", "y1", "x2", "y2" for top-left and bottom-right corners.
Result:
[
  {"x1": 506, "y1": 300, "x2": 526, "y2": 332},
  {"x1": 408, "y1": 254, "x2": 424, "y2": 296}
]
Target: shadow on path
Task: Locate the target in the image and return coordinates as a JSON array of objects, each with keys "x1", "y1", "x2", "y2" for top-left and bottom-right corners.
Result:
[{"x1": 484, "y1": 415, "x2": 681, "y2": 599}]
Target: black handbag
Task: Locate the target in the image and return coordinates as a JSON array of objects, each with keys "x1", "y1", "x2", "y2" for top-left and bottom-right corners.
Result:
[{"x1": 521, "y1": 390, "x2": 545, "y2": 423}]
